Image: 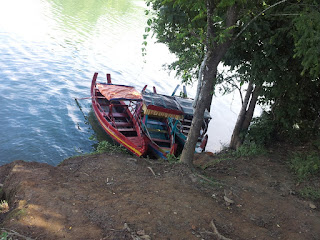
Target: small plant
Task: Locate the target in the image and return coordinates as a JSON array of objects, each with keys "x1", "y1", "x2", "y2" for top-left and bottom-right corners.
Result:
[
  {"x1": 96, "y1": 141, "x2": 127, "y2": 154},
  {"x1": 0, "y1": 231, "x2": 10, "y2": 240},
  {"x1": 247, "y1": 114, "x2": 276, "y2": 146},
  {"x1": 299, "y1": 187, "x2": 320, "y2": 201},
  {"x1": 312, "y1": 138, "x2": 320, "y2": 151},
  {"x1": 167, "y1": 154, "x2": 179, "y2": 164},
  {"x1": 290, "y1": 151, "x2": 320, "y2": 181},
  {"x1": 234, "y1": 142, "x2": 267, "y2": 157},
  {"x1": 88, "y1": 134, "x2": 97, "y2": 141}
]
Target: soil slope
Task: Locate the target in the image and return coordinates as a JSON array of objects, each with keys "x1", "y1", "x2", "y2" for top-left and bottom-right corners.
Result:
[{"x1": 0, "y1": 151, "x2": 319, "y2": 239}]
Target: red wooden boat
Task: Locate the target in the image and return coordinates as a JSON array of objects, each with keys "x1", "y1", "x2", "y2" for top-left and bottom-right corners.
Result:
[{"x1": 91, "y1": 72, "x2": 147, "y2": 157}]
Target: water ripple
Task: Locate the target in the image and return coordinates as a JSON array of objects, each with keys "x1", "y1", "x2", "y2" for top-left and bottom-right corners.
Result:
[{"x1": 0, "y1": 0, "x2": 182, "y2": 165}]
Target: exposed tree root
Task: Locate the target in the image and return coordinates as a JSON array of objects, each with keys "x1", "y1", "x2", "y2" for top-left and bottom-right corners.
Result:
[
  {"x1": 210, "y1": 220, "x2": 232, "y2": 240},
  {"x1": 147, "y1": 167, "x2": 156, "y2": 176}
]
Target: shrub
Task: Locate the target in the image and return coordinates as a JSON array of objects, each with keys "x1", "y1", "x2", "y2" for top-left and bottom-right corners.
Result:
[
  {"x1": 299, "y1": 187, "x2": 320, "y2": 201},
  {"x1": 167, "y1": 154, "x2": 179, "y2": 164},
  {"x1": 234, "y1": 142, "x2": 267, "y2": 157},
  {"x1": 0, "y1": 231, "x2": 10, "y2": 240},
  {"x1": 247, "y1": 113, "x2": 276, "y2": 146},
  {"x1": 96, "y1": 141, "x2": 127, "y2": 154},
  {"x1": 290, "y1": 151, "x2": 320, "y2": 181}
]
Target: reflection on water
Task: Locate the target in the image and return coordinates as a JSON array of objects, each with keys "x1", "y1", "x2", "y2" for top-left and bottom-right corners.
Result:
[{"x1": 0, "y1": 0, "x2": 181, "y2": 165}]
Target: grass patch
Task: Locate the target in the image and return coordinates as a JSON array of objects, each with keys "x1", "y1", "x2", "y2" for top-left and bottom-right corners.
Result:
[
  {"x1": 290, "y1": 151, "x2": 320, "y2": 181},
  {"x1": 167, "y1": 154, "x2": 180, "y2": 164},
  {"x1": 234, "y1": 142, "x2": 267, "y2": 157},
  {"x1": 61, "y1": 140, "x2": 129, "y2": 165},
  {"x1": 96, "y1": 140, "x2": 128, "y2": 154},
  {"x1": 0, "y1": 231, "x2": 11, "y2": 240},
  {"x1": 197, "y1": 174, "x2": 223, "y2": 188},
  {"x1": 299, "y1": 187, "x2": 320, "y2": 201}
]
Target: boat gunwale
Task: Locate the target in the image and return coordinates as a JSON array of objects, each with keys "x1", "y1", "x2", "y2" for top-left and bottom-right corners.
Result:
[{"x1": 91, "y1": 72, "x2": 147, "y2": 157}]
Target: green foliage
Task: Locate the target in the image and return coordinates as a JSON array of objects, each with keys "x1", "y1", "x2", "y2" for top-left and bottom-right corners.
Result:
[
  {"x1": 249, "y1": 108, "x2": 320, "y2": 147},
  {"x1": 145, "y1": 0, "x2": 241, "y2": 83},
  {"x1": 293, "y1": 4, "x2": 320, "y2": 78},
  {"x1": 290, "y1": 151, "x2": 320, "y2": 181},
  {"x1": 88, "y1": 134, "x2": 96, "y2": 141},
  {"x1": 247, "y1": 114, "x2": 276, "y2": 146},
  {"x1": 224, "y1": 0, "x2": 320, "y2": 147},
  {"x1": 96, "y1": 141, "x2": 128, "y2": 154},
  {"x1": 312, "y1": 138, "x2": 320, "y2": 151},
  {"x1": 218, "y1": 0, "x2": 236, "y2": 8},
  {"x1": 0, "y1": 231, "x2": 11, "y2": 240},
  {"x1": 234, "y1": 142, "x2": 267, "y2": 157},
  {"x1": 167, "y1": 154, "x2": 180, "y2": 164},
  {"x1": 146, "y1": 0, "x2": 320, "y2": 151},
  {"x1": 299, "y1": 187, "x2": 320, "y2": 201}
]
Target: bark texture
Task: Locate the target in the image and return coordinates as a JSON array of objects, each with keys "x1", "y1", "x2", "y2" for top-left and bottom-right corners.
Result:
[
  {"x1": 180, "y1": 3, "x2": 238, "y2": 166},
  {"x1": 229, "y1": 82, "x2": 261, "y2": 150}
]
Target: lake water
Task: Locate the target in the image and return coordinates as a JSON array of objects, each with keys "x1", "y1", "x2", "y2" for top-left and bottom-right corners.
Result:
[
  {"x1": 0, "y1": 0, "x2": 185, "y2": 165},
  {"x1": 0, "y1": 0, "x2": 251, "y2": 166}
]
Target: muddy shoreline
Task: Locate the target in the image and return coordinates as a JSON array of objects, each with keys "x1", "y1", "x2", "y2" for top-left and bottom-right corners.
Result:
[{"x1": 0, "y1": 152, "x2": 319, "y2": 239}]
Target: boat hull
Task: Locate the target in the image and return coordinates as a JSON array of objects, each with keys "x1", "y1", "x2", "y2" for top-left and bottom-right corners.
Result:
[{"x1": 91, "y1": 73, "x2": 147, "y2": 157}]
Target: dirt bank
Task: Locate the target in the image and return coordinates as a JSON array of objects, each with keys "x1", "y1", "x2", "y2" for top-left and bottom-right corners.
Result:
[{"x1": 0, "y1": 151, "x2": 319, "y2": 239}]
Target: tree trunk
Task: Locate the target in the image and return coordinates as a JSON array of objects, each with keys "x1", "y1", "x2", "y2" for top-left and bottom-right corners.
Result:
[
  {"x1": 229, "y1": 82, "x2": 260, "y2": 150},
  {"x1": 229, "y1": 81, "x2": 253, "y2": 149},
  {"x1": 241, "y1": 85, "x2": 260, "y2": 131},
  {"x1": 180, "y1": 51, "x2": 216, "y2": 166},
  {"x1": 193, "y1": 55, "x2": 207, "y2": 109},
  {"x1": 180, "y1": 2, "x2": 238, "y2": 166}
]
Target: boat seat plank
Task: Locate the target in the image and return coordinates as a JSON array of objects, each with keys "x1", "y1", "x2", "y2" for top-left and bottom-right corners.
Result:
[
  {"x1": 118, "y1": 128, "x2": 136, "y2": 132},
  {"x1": 151, "y1": 138, "x2": 171, "y2": 143},
  {"x1": 114, "y1": 122, "x2": 133, "y2": 127},
  {"x1": 161, "y1": 147, "x2": 171, "y2": 152},
  {"x1": 111, "y1": 112, "x2": 128, "y2": 118}
]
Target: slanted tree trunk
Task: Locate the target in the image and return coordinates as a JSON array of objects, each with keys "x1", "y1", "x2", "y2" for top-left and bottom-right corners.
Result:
[
  {"x1": 229, "y1": 82, "x2": 261, "y2": 150},
  {"x1": 193, "y1": 54, "x2": 208, "y2": 110},
  {"x1": 180, "y1": 51, "x2": 215, "y2": 167},
  {"x1": 180, "y1": 2, "x2": 238, "y2": 166}
]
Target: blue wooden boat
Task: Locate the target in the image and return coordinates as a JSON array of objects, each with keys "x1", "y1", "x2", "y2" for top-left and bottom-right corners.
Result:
[
  {"x1": 141, "y1": 89, "x2": 183, "y2": 159},
  {"x1": 169, "y1": 95, "x2": 211, "y2": 153}
]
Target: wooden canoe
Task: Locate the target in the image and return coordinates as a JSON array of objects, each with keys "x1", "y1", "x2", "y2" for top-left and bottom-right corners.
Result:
[
  {"x1": 170, "y1": 96, "x2": 211, "y2": 153},
  {"x1": 141, "y1": 89, "x2": 183, "y2": 159},
  {"x1": 91, "y1": 72, "x2": 147, "y2": 157}
]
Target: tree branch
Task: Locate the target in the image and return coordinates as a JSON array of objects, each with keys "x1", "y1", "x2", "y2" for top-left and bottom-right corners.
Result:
[{"x1": 234, "y1": 0, "x2": 288, "y2": 41}]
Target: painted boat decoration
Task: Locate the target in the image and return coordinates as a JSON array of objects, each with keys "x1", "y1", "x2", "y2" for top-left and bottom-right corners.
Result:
[
  {"x1": 141, "y1": 88, "x2": 184, "y2": 159},
  {"x1": 91, "y1": 72, "x2": 147, "y2": 157},
  {"x1": 171, "y1": 96, "x2": 211, "y2": 153}
]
